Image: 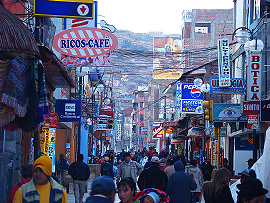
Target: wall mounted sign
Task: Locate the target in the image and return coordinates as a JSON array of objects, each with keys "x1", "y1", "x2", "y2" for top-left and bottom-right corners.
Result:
[
  {"x1": 55, "y1": 99, "x2": 82, "y2": 122},
  {"x1": 210, "y1": 78, "x2": 245, "y2": 94},
  {"x1": 242, "y1": 101, "x2": 260, "y2": 114},
  {"x1": 44, "y1": 112, "x2": 59, "y2": 128},
  {"x1": 247, "y1": 114, "x2": 259, "y2": 129},
  {"x1": 217, "y1": 39, "x2": 230, "y2": 87},
  {"x1": 152, "y1": 122, "x2": 163, "y2": 139},
  {"x1": 53, "y1": 27, "x2": 118, "y2": 58},
  {"x1": 261, "y1": 100, "x2": 270, "y2": 122},
  {"x1": 34, "y1": 0, "x2": 94, "y2": 19},
  {"x1": 213, "y1": 104, "x2": 246, "y2": 121},
  {"x1": 247, "y1": 53, "x2": 261, "y2": 101}
]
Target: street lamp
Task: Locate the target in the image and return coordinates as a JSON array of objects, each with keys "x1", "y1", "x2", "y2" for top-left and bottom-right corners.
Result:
[{"x1": 76, "y1": 67, "x2": 89, "y2": 155}]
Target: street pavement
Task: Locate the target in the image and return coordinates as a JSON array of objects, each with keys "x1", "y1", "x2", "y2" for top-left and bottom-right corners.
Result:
[{"x1": 67, "y1": 180, "x2": 120, "y2": 203}]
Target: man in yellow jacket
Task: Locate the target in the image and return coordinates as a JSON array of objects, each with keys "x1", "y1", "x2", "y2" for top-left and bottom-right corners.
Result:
[{"x1": 13, "y1": 155, "x2": 69, "y2": 203}]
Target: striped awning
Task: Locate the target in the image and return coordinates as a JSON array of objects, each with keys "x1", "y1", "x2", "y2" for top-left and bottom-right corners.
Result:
[{"x1": 0, "y1": 5, "x2": 39, "y2": 56}]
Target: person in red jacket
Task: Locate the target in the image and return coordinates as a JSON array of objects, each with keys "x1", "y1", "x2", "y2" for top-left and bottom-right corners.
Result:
[{"x1": 7, "y1": 163, "x2": 32, "y2": 203}]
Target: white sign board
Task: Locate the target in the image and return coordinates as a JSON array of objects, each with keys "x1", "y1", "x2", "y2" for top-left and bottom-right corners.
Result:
[
  {"x1": 218, "y1": 39, "x2": 230, "y2": 87},
  {"x1": 247, "y1": 53, "x2": 261, "y2": 101},
  {"x1": 116, "y1": 124, "x2": 121, "y2": 141}
]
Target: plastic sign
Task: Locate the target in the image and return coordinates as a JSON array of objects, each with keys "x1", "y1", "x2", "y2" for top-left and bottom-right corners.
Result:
[
  {"x1": 210, "y1": 78, "x2": 245, "y2": 94},
  {"x1": 44, "y1": 112, "x2": 59, "y2": 128},
  {"x1": 247, "y1": 114, "x2": 259, "y2": 129},
  {"x1": 218, "y1": 39, "x2": 230, "y2": 87},
  {"x1": 242, "y1": 101, "x2": 260, "y2": 114},
  {"x1": 53, "y1": 27, "x2": 118, "y2": 58}
]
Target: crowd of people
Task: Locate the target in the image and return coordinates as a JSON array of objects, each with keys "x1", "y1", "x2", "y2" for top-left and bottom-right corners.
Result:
[{"x1": 7, "y1": 148, "x2": 269, "y2": 203}]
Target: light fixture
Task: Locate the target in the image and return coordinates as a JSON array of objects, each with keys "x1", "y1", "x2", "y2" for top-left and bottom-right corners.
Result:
[
  {"x1": 244, "y1": 39, "x2": 264, "y2": 53},
  {"x1": 200, "y1": 83, "x2": 210, "y2": 93},
  {"x1": 232, "y1": 27, "x2": 252, "y2": 45},
  {"x1": 194, "y1": 78, "x2": 203, "y2": 87}
]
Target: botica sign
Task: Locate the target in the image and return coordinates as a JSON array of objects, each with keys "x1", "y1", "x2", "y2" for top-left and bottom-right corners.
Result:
[
  {"x1": 247, "y1": 54, "x2": 261, "y2": 101},
  {"x1": 53, "y1": 27, "x2": 118, "y2": 58}
]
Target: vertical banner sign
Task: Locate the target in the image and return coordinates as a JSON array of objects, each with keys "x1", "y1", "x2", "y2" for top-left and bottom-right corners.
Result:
[
  {"x1": 247, "y1": 114, "x2": 259, "y2": 129},
  {"x1": 176, "y1": 81, "x2": 181, "y2": 109},
  {"x1": 218, "y1": 39, "x2": 230, "y2": 87},
  {"x1": 43, "y1": 127, "x2": 49, "y2": 155},
  {"x1": 247, "y1": 53, "x2": 261, "y2": 101},
  {"x1": 48, "y1": 128, "x2": 56, "y2": 172},
  {"x1": 116, "y1": 124, "x2": 121, "y2": 141}
]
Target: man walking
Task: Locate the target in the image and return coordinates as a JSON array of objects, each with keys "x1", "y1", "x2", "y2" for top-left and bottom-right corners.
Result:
[
  {"x1": 138, "y1": 156, "x2": 168, "y2": 191},
  {"x1": 85, "y1": 176, "x2": 116, "y2": 203},
  {"x1": 13, "y1": 156, "x2": 68, "y2": 203},
  {"x1": 116, "y1": 152, "x2": 143, "y2": 184},
  {"x1": 56, "y1": 153, "x2": 69, "y2": 185},
  {"x1": 166, "y1": 160, "x2": 197, "y2": 203},
  {"x1": 68, "y1": 154, "x2": 90, "y2": 203},
  {"x1": 201, "y1": 158, "x2": 213, "y2": 181}
]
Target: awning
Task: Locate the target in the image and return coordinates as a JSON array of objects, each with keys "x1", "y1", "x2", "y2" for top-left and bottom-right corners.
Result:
[
  {"x1": 162, "y1": 117, "x2": 185, "y2": 127},
  {"x1": 188, "y1": 127, "x2": 204, "y2": 137},
  {"x1": 39, "y1": 46, "x2": 75, "y2": 89}
]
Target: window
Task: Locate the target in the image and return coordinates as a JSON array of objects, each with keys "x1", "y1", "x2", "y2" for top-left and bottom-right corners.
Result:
[{"x1": 195, "y1": 23, "x2": 210, "y2": 33}]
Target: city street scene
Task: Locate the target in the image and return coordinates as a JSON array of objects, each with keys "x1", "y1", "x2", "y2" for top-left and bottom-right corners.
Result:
[{"x1": 1, "y1": 0, "x2": 270, "y2": 202}]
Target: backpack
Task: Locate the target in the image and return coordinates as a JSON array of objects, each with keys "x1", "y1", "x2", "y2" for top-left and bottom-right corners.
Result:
[{"x1": 102, "y1": 164, "x2": 111, "y2": 176}]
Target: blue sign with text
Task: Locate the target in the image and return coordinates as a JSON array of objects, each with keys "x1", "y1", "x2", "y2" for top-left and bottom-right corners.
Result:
[
  {"x1": 55, "y1": 99, "x2": 82, "y2": 122},
  {"x1": 181, "y1": 83, "x2": 203, "y2": 100},
  {"x1": 210, "y1": 78, "x2": 245, "y2": 94}
]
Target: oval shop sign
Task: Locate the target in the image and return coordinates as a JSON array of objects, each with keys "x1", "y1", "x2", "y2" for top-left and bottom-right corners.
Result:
[{"x1": 53, "y1": 27, "x2": 118, "y2": 58}]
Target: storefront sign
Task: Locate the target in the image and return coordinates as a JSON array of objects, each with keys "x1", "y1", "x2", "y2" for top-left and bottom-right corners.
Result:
[
  {"x1": 53, "y1": 27, "x2": 118, "y2": 58},
  {"x1": 43, "y1": 127, "x2": 49, "y2": 155},
  {"x1": 44, "y1": 112, "x2": 59, "y2": 128},
  {"x1": 55, "y1": 99, "x2": 82, "y2": 122},
  {"x1": 247, "y1": 53, "x2": 261, "y2": 101},
  {"x1": 152, "y1": 122, "x2": 163, "y2": 139},
  {"x1": 242, "y1": 101, "x2": 260, "y2": 114},
  {"x1": 210, "y1": 78, "x2": 245, "y2": 94},
  {"x1": 48, "y1": 128, "x2": 56, "y2": 172},
  {"x1": 213, "y1": 104, "x2": 246, "y2": 121},
  {"x1": 34, "y1": 0, "x2": 94, "y2": 19},
  {"x1": 116, "y1": 124, "x2": 121, "y2": 141},
  {"x1": 171, "y1": 137, "x2": 184, "y2": 144},
  {"x1": 176, "y1": 81, "x2": 181, "y2": 109},
  {"x1": 261, "y1": 100, "x2": 270, "y2": 122},
  {"x1": 247, "y1": 114, "x2": 259, "y2": 129},
  {"x1": 217, "y1": 39, "x2": 230, "y2": 87}
]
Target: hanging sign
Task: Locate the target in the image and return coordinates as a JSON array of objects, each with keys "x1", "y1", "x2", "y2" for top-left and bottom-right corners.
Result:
[
  {"x1": 53, "y1": 27, "x2": 118, "y2": 58},
  {"x1": 43, "y1": 127, "x2": 50, "y2": 155},
  {"x1": 210, "y1": 78, "x2": 245, "y2": 94},
  {"x1": 247, "y1": 53, "x2": 261, "y2": 101},
  {"x1": 55, "y1": 99, "x2": 82, "y2": 122},
  {"x1": 48, "y1": 128, "x2": 56, "y2": 172},
  {"x1": 247, "y1": 114, "x2": 259, "y2": 129},
  {"x1": 152, "y1": 122, "x2": 163, "y2": 139},
  {"x1": 44, "y1": 112, "x2": 59, "y2": 128},
  {"x1": 217, "y1": 39, "x2": 230, "y2": 87},
  {"x1": 242, "y1": 101, "x2": 260, "y2": 114}
]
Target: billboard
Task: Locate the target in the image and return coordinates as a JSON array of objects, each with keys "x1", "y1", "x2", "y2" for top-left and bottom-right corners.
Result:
[
  {"x1": 217, "y1": 39, "x2": 230, "y2": 87},
  {"x1": 210, "y1": 78, "x2": 245, "y2": 94},
  {"x1": 181, "y1": 83, "x2": 203, "y2": 114},
  {"x1": 153, "y1": 36, "x2": 182, "y2": 79},
  {"x1": 213, "y1": 104, "x2": 246, "y2": 121}
]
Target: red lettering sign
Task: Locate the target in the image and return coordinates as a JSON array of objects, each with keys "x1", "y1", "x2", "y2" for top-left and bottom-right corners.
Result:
[
  {"x1": 247, "y1": 114, "x2": 259, "y2": 129},
  {"x1": 242, "y1": 101, "x2": 260, "y2": 114},
  {"x1": 247, "y1": 54, "x2": 261, "y2": 101},
  {"x1": 44, "y1": 112, "x2": 59, "y2": 128}
]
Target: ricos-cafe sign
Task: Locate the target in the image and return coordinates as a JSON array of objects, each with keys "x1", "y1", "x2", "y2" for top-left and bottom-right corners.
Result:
[
  {"x1": 53, "y1": 27, "x2": 118, "y2": 57},
  {"x1": 247, "y1": 54, "x2": 261, "y2": 101}
]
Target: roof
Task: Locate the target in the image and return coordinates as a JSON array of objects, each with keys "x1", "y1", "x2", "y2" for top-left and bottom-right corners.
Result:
[
  {"x1": 39, "y1": 46, "x2": 75, "y2": 89},
  {"x1": 0, "y1": 5, "x2": 40, "y2": 56}
]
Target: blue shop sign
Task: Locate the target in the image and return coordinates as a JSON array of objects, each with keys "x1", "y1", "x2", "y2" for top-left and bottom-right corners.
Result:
[
  {"x1": 181, "y1": 83, "x2": 203, "y2": 100},
  {"x1": 55, "y1": 99, "x2": 82, "y2": 122},
  {"x1": 210, "y1": 78, "x2": 245, "y2": 94},
  {"x1": 181, "y1": 99, "x2": 203, "y2": 114}
]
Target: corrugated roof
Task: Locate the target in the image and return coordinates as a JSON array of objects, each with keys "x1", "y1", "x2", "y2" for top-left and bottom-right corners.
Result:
[{"x1": 0, "y1": 5, "x2": 40, "y2": 56}]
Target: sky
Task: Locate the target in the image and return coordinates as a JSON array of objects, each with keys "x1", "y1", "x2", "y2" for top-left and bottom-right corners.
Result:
[{"x1": 98, "y1": 0, "x2": 234, "y2": 34}]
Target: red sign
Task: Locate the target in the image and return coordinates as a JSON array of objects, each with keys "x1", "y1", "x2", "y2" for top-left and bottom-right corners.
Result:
[
  {"x1": 242, "y1": 101, "x2": 260, "y2": 114},
  {"x1": 44, "y1": 112, "x2": 59, "y2": 128},
  {"x1": 247, "y1": 114, "x2": 259, "y2": 129},
  {"x1": 247, "y1": 54, "x2": 261, "y2": 101},
  {"x1": 53, "y1": 27, "x2": 118, "y2": 58}
]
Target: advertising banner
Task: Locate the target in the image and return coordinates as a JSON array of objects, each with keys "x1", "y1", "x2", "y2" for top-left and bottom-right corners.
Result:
[
  {"x1": 247, "y1": 115, "x2": 259, "y2": 129},
  {"x1": 213, "y1": 104, "x2": 246, "y2": 121},
  {"x1": 55, "y1": 99, "x2": 82, "y2": 122},
  {"x1": 176, "y1": 81, "x2": 181, "y2": 109},
  {"x1": 116, "y1": 124, "x2": 121, "y2": 141},
  {"x1": 43, "y1": 127, "x2": 49, "y2": 155},
  {"x1": 181, "y1": 83, "x2": 203, "y2": 114},
  {"x1": 152, "y1": 122, "x2": 163, "y2": 139},
  {"x1": 247, "y1": 53, "x2": 261, "y2": 101},
  {"x1": 242, "y1": 101, "x2": 260, "y2": 114},
  {"x1": 153, "y1": 36, "x2": 182, "y2": 79},
  {"x1": 261, "y1": 100, "x2": 270, "y2": 122},
  {"x1": 48, "y1": 128, "x2": 56, "y2": 172},
  {"x1": 210, "y1": 78, "x2": 245, "y2": 94},
  {"x1": 217, "y1": 39, "x2": 230, "y2": 87}
]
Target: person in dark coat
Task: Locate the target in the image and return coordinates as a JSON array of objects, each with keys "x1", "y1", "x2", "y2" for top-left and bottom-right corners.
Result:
[
  {"x1": 202, "y1": 168, "x2": 234, "y2": 203},
  {"x1": 85, "y1": 176, "x2": 116, "y2": 203},
  {"x1": 201, "y1": 158, "x2": 213, "y2": 181},
  {"x1": 68, "y1": 154, "x2": 90, "y2": 203},
  {"x1": 222, "y1": 158, "x2": 233, "y2": 177},
  {"x1": 166, "y1": 160, "x2": 197, "y2": 203},
  {"x1": 100, "y1": 156, "x2": 114, "y2": 177},
  {"x1": 138, "y1": 156, "x2": 168, "y2": 192}
]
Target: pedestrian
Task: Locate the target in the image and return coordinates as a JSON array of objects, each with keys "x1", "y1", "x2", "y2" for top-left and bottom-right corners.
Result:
[
  {"x1": 7, "y1": 163, "x2": 32, "y2": 203},
  {"x1": 238, "y1": 168, "x2": 257, "y2": 183},
  {"x1": 161, "y1": 159, "x2": 170, "y2": 171},
  {"x1": 140, "y1": 153, "x2": 149, "y2": 167},
  {"x1": 159, "y1": 153, "x2": 167, "y2": 170},
  {"x1": 164, "y1": 159, "x2": 175, "y2": 179},
  {"x1": 185, "y1": 159, "x2": 202, "y2": 203},
  {"x1": 117, "y1": 178, "x2": 136, "y2": 203},
  {"x1": 13, "y1": 156, "x2": 68, "y2": 203},
  {"x1": 144, "y1": 156, "x2": 152, "y2": 169},
  {"x1": 113, "y1": 162, "x2": 118, "y2": 177},
  {"x1": 222, "y1": 158, "x2": 233, "y2": 177},
  {"x1": 236, "y1": 178, "x2": 268, "y2": 203},
  {"x1": 201, "y1": 158, "x2": 213, "y2": 181},
  {"x1": 134, "y1": 188, "x2": 170, "y2": 203},
  {"x1": 202, "y1": 168, "x2": 234, "y2": 203},
  {"x1": 56, "y1": 153, "x2": 70, "y2": 185},
  {"x1": 166, "y1": 160, "x2": 197, "y2": 203},
  {"x1": 68, "y1": 154, "x2": 90, "y2": 203},
  {"x1": 247, "y1": 158, "x2": 254, "y2": 169},
  {"x1": 120, "y1": 149, "x2": 126, "y2": 161},
  {"x1": 116, "y1": 152, "x2": 143, "y2": 184},
  {"x1": 138, "y1": 157, "x2": 168, "y2": 191},
  {"x1": 101, "y1": 156, "x2": 114, "y2": 177},
  {"x1": 85, "y1": 176, "x2": 116, "y2": 203}
]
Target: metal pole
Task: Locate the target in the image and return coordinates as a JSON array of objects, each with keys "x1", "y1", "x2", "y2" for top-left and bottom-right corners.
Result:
[
  {"x1": 265, "y1": 5, "x2": 268, "y2": 98},
  {"x1": 217, "y1": 127, "x2": 221, "y2": 170},
  {"x1": 78, "y1": 76, "x2": 82, "y2": 155},
  {"x1": 185, "y1": 117, "x2": 189, "y2": 160},
  {"x1": 34, "y1": 130, "x2": 39, "y2": 160},
  {"x1": 253, "y1": 129, "x2": 257, "y2": 162}
]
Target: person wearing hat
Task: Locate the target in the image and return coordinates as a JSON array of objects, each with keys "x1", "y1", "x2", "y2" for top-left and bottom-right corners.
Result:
[
  {"x1": 100, "y1": 156, "x2": 114, "y2": 177},
  {"x1": 238, "y1": 168, "x2": 257, "y2": 183},
  {"x1": 13, "y1": 155, "x2": 68, "y2": 203},
  {"x1": 116, "y1": 152, "x2": 143, "y2": 184},
  {"x1": 134, "y1": 188, "x2": 170, "y2": 203},
  {"x1": 237, "y1": 178, "x2": 268, "y2": 203},
  {"x1": 85, "y1": 176, "x2": 116, "y2": 203},
  {"x1": 138, "y1": 156, "x2": 168, "y2": 191}
]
